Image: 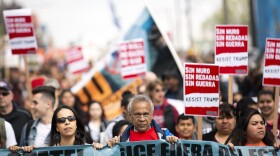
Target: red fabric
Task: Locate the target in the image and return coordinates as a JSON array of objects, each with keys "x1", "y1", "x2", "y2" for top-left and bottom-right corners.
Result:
[
  {"x1": 153, "y1": 104, "x2": 164, "y2": 128},
  {"x1": 129, "y1": 127, "x2": 159, "y2": 142},
  {"x1": 153, "y1": 98, "x2": 179, "y2": 128},
  {"x1": 31, "y1": 77, "x2": 45, "y2": 89},
  {"x1": 266, "y1": 113, "x2": 280, "y2": 139}
]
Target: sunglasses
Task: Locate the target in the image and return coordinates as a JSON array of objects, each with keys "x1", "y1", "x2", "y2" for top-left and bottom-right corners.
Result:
[
  {"x1": 0, "y1": 92, "x2": 10, "y2": 96},
  {"x1": 56, "y1": 116, "x2": 76, "y2": 124}
]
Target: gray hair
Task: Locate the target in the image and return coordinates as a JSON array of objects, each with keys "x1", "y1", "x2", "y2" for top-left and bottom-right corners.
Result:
[{"x1": 127, "y1": 94, "x2": 154, "y2": 113}]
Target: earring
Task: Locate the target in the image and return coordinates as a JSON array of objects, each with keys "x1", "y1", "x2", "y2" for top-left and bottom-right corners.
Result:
[{"x1": 75, "y1": 131, "x2": 80, "y2": 139}]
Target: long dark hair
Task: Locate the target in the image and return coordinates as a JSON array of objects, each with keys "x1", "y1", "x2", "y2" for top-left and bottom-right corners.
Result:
[
  {"x1": 49, "y1": 105, "x2": 86, "y2": 146},
  {"x1": 231, "y1": 108, "x2": 274, "y2": 146}
]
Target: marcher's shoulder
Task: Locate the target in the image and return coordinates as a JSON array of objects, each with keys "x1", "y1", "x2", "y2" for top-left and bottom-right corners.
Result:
[
  {"x1": 202, "y1": 130, "x2": 216, "y2": 141},
  {"x1": 162, "y1": 128, "x2": 173, "y2": 136},
  {"x1": 16, "y1": 108, "x2": 32, "y2": 118}
]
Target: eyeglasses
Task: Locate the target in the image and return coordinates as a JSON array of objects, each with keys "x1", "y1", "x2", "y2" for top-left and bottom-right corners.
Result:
[
  {"x1": 0, "y1": 92, "x2": 10, "y2": 97},
  {"x1": 57, "y1": 116, "x2": 76, "y2": 124},
  {"x1": 131, "y1": 113, "x2": 151, "y2": 118}
]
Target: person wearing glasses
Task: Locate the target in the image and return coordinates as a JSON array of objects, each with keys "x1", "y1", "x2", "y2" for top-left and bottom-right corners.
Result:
[
  {"x1": 49, "y1": 105, "x2": 103, "y2": 148},
  {"x1": 9, "y1": 105, "x2": 103, "y2": 152},
  {"x1": 146, "y1": 79, "x2": 179, "y2": 135},
  {"x1": 19, "y1": 86, "x2": 56, "y2": 147},
  {"x1": 0, "y1": 80, "x2": 32, "y2": 144},
  {"x1": 107, "y1": 95, "x2": 178, "y2": 147},
  {"x1": 257, "y1": 90, "x2": 280, "y2": 139},
  {"x1": 228, "y1": 108, "x2": 278, "y2": 148}
]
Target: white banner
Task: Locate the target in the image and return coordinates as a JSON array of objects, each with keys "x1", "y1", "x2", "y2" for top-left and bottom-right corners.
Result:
[
  {"x1": 9, "y1": 36, "x2": 37, "y2": 49},
  {"x1": 185, "y1": 93, "x2": 220, "y2": 107},
  {"x1": 263, "y1": 65, "x2": 280, "y2": 79},
  {"x1": 215, "y1": 52, "x2": 247, "y2": 67}
]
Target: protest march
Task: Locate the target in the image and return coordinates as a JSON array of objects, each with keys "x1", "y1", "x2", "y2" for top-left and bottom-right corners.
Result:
[{"x1": 0, "y1": 0, "x2": 280, "y2": 156}]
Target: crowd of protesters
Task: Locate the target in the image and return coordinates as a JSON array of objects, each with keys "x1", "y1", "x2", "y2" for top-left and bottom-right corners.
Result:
[{"x1": 0, "y1": 51, "x2": 280, "y2": 152}]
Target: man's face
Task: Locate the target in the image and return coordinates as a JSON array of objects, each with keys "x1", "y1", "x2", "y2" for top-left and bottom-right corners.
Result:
[
  {"x1": 0, "y1": 89, "x2": 13, "y2": 109},
  {"x1": 32, "y1": 93, "x2": 49, "y2": 118},
  {"x1": 175, "y1": 118, "x2": 196, "y2": 140},
  {"x1": 129, "y1": 101, "x2": 152, "y2": 132}
]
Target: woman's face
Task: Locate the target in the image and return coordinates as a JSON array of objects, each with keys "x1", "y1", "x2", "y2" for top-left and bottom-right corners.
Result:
[
  {"x1": 246, "y1": 114, "x2": 266, "y2": 143},
  {"x1": 89, "y1": 103, "x2": 102, "y2": 120},
  {"x1": 151, "y1": 84, "x2": 164, "y2": 104},
  {"x1": 56, "y1": 108, "x2": 77, "y2": 137},
  {"x1": 61, "y1": 92, "x2": 75, "y2": 107},
  {"x1": 215, "y1": 113, "x2": 236, "y2": 135},
  {"x1": 258, "y1": 94, "x2": 274, "y2": 116}
]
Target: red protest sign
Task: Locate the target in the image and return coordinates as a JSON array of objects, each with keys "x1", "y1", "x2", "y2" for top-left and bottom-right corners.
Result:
[
  {"x1": 31, "y1": 76, "x2": 46, "y2": 89},
  {"x1": 215, "y1": 25, "x2": 248, "y2": 74},
  {"x1": 3, "y1": 9, "x2": 37, "y2": 54},
  {"x1": 184, "y1": 63, "x2": 220, "y2": 117},
  {"x1": 119, "y1": 39, "x2": 147, "y2": 79},
  {"x1": 66, "y1": 46, "x2": 89, "y2": 74},
  {"x1": 263, "y1": 38, "x2": 280, "y2": 86}
]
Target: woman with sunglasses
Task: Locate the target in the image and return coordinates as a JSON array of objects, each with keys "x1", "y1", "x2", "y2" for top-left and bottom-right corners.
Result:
[
  {"x1": 9, "y1": 105, "x2": 103, "y2": 152},
  {"x1": 229, "y1": 108, "x2": 278, "y2": 148},
  {"x1": 49, "y1": 105, "x2": 103, "y2": 148}
]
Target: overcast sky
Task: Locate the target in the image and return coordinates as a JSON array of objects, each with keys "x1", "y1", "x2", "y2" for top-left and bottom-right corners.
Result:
[{"x1": 4, "y1": 0, "x2": 221, "y2": 51}]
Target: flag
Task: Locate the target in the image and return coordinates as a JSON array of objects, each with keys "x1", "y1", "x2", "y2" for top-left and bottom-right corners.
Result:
[{"x1": 72, "y1": 8, "x2": 183, "y2": 120}]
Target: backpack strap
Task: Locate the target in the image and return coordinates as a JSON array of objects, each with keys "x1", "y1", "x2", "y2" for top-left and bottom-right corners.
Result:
[
  {"x1": 25, "y1": 120, "x2": 34, "y2": 143},
  {"x1": 0, "y1": 118, "x2": 6, "y2": 148}
]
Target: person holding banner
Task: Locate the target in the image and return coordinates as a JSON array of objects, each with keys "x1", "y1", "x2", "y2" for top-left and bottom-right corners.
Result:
[
  {"x1": 203, "y1": 104, "x2": 236, "y2": 144},
  {"x1": 229, "y1": 108, "x2": 277, "y2": 148},
  {"x1": 107, "y1": 95, "x2": 178, "y2": 147},
  {"x1": 257, "y1": 90, "x2": 280, "y2": 139},
  {"x1": 49, "y1": 105, "x2": 102, "y2": 148},
  {"x1": 9, "y1": 105, "x2": 103, "y2": 152},
  {"x1": 20, "y1": 86, "x2": 56, "y2": 147}
]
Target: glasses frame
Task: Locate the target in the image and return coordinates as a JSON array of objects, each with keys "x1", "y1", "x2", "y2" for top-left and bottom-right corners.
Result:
[
  {"x1": 0, "y1": 92, "x2": 10, "y2": 97},
  {"x1": 56, "y1": 115, "x2": 76, "y2": 124}
]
